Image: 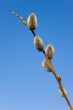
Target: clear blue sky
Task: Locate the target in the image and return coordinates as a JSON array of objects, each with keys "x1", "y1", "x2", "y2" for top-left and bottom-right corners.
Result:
[{"x1": 0, "y1": 0, "x2": 73, "y2": 110}]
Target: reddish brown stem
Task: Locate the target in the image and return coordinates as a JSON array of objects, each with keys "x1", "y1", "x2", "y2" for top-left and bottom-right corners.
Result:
[{"x1": 53, "y1": 70, "x2": 73, "y2": 110}]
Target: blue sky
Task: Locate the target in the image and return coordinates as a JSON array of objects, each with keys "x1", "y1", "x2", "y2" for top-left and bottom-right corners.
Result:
[{"x1": 0, "y1": 0, "x2": 73, "y2": 110}]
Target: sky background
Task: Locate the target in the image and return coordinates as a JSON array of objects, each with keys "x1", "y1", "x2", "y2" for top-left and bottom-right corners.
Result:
[{"x1": 0, "y1": 0, "x2": 73, "y2": 110}]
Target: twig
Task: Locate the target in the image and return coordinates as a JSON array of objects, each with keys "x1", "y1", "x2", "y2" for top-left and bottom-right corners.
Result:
[{"x1": 12, "y1": 11, "x2": 27, "y2": 26}]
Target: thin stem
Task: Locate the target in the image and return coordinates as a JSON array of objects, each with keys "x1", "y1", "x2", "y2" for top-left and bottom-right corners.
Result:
[
  {"x1": 53, "y1": 70, "x2": 73, "y2": 110},
  {"x1": 12, "y1": 11, "x2": 27, "y2": 26},
  {"x1": 31, "y1": 30, "x2": 36, "y2": 36}
]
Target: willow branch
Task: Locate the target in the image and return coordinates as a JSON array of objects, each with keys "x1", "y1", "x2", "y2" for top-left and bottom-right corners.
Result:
[{"x1": 12, "y1": 12, "x2": 73, "y2": 110}]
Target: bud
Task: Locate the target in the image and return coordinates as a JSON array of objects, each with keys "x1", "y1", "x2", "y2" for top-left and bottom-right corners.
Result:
[
  {"x1": 58, "y1": 87, "x2": 63, "y2": 97},
  {"x1": 63, "y1": 88, "x2": 67, "y2": 95},
  {"x1": 45, "y1": 44, "x2": 54, "y2": 59},
  {"x1": 34, "y1": 36, "x2": 44, "y2": 51},
  {"x1": 27, "y1": 13, "x2": 37, "y2": 31},
  {"x1": 42, "y1": 59, "x2": 54, "y2": 72},
  {"x1": 58, "y1": 87, "x2": 67, "y2": 97},
  {"x1": 57, "y1": 75, "x2": 61, "y2": 82}
]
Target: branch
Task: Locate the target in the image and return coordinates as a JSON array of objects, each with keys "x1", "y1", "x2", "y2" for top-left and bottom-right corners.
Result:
[{"x1": 12, "y1": 12, "x2": 73, "y2": 110}]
